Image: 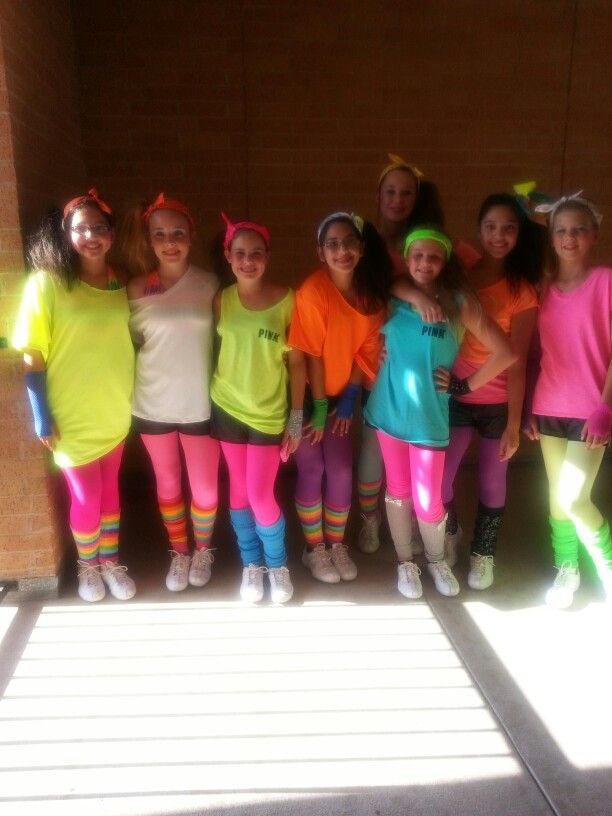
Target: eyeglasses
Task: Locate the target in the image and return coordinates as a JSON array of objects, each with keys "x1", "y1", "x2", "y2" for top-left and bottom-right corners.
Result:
[
  {"x1": 322, "y1": 236, "x2": 361, "y2": 251},
  {"x1": 70, "y1": 224, "x2": 111, "y2": 237}
]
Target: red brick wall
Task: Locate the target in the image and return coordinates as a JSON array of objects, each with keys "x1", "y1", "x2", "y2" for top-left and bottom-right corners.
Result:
[
  {"x1": 0, "y1": 0, "x2": 85, "y2": 582},
  {"x1": 72, "y1": 0, "x2": 612, "y2": 279}
]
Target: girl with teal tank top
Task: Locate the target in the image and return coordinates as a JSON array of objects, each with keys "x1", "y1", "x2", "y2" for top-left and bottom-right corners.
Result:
[
  {"x1": 210, "y1": 214, "x2": 306, "y2": 605},
  {"x1": 365, "y1": 226, "x2": 515, "y2": 602},
  {"x1": 12, "y1": 190, "x2": 136, "y2": 604}
]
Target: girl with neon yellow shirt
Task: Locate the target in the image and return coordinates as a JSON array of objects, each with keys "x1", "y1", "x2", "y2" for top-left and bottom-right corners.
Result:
[{"x1": 13, "y1": 190, "x2": 135, "y2": 603}]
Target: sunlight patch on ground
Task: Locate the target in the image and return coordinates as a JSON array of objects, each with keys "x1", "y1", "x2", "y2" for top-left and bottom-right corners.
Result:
[{"x1": 464, "y1": 600, "x2": 612, "y2": 770}]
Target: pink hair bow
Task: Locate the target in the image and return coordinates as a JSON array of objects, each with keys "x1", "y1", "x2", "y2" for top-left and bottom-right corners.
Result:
[{"x1": 221, "y1": 212, "x2": 270, "y2": 250}]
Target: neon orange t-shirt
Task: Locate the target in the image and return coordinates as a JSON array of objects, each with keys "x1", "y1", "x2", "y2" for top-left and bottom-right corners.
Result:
[{"x1": 289, "y1": 269, "x2": 383, "y2": 396}]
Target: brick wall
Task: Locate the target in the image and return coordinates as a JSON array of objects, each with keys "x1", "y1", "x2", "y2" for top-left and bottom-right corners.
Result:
[
  {"x1": 72, "y1": 0, "x2": 611, "y2": 279},
  {"x1": 0, "y1": 0, "x2": 85, "y2": 584}
]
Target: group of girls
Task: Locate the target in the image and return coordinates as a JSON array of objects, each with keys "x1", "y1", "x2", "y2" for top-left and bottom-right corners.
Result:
[{"x1": 12, "y1": 154, "x2": 612, "y2": 611}]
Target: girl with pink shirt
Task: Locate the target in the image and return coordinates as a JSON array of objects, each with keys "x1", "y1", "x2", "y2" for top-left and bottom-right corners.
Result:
[{"x1": 525, "y1": 194, "x2": 612, "y2": 608}]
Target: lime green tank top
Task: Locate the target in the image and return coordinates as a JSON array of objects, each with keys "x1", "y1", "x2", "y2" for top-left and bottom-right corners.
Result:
[{"x1": 211, "y1": 285, "x2": 294, "y2": 434}]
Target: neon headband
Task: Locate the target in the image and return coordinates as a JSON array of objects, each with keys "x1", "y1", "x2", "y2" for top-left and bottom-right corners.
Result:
[
  {"x1": 62, "y1": 188, "x2": 111, "y2": 228},
  {"x1": 221, "y1": 212, "x2": 270, "y2": 250},
  {"x1": 404, "y1": 228, "x2": 452, "y2": 260},
  {"x1": 378, "y1": 153, "x2": 424, "y2": 187},
  {"x1": 142, "y1": 193, "x2": 195, "y2": 230},
  {"x1": 316, "y1": 212, "x2": 364, "y2": 244},
  {"x1": 534, "y1": 190, "x2": 603, "y2": 228}
]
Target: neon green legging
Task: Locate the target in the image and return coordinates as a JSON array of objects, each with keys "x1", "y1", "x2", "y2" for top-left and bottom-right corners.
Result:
[{"x1": 540, "y1": 435, "x2": 612, "y2": 577}]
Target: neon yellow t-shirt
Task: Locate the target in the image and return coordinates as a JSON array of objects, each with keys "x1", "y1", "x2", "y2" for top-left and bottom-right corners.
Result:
[
  {"x1": 211, "y1": 285, "x2": 294, "y2": 435},
  {"x1": 12, "y1": 270, "x2": 134, "y2": 468}
]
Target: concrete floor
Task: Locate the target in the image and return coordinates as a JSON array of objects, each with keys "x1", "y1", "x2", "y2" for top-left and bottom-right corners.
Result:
[{"x1": 0, "y1": 448, "x2": 610, "y2": 816}]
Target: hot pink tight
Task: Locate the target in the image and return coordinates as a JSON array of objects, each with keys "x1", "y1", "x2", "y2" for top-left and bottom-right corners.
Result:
[
  {"x1": 376, "y1": 430, "x2": 446, "y2": 523},
  {"x1": 63, "y1": 442, "x2": 124, "y2": 536},
  {"x1": 220, "y1": 442, "x2": 281, "y2": 526},
  {"x1": 140, "y1": 432, "x2": 219, "y2": 508}
]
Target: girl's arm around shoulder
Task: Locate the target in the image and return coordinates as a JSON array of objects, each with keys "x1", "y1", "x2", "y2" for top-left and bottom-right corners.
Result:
[
  {"x1": 127, "y1": 275, "x2": 148, "y2": 301},
  {"x1": 391, "y1": 275, "x2": 445, "y2": 324},
  {"x1": 441, "y1": 295, "x2": 517, "y2": 394}
]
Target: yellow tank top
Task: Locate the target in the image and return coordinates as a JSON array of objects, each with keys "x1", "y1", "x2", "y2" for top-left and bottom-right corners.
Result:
[{"x1": 211, "y1": 285, "x2": 294, "y2": 434}]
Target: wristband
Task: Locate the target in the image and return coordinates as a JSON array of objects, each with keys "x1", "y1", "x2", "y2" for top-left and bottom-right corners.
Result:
[
  {"x1": 25, "y1": 370, "x2": 54, "y2": 438},
  {"x1": 447, "y1": 374, "x2": 471, "y2": 397},
  {"x1": 286, "y1": 408, "x2": 303, "y2": 439},
  {"x1": 310, "y1": 398, "x2": 329, "y2": 430},
  {"x1": 336, "y1": 383, "x2": 360, "y2": 419},
  {"x1": 585, "y1": 404, "x2": 612, "y2": 439}
]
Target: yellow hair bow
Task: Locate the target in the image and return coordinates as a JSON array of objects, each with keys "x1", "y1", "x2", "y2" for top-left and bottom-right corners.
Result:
[{"x1": 378, "y1": 153, "x2": 424, "y2": 187}]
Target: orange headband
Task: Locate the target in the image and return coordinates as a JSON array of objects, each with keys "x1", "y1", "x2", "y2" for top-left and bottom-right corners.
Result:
[
  {"x1": 62, "y1": 188, "x2": 112, "y2": 228},
  {"x1": 142, "y1": 192, "x2": 195, "y2": 230},
  {"x1": 221, "y1": 212, "x2": 270, "y2": 250}
]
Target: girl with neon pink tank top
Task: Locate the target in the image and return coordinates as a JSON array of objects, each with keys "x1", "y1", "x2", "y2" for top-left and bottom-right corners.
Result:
[
  {"x1": 524, "y1": 194, "x2": 612, "y2": 609},
  {"x1": 125, "y1": 194, "x2": 220, "y2": 594},
  {"x1": 440, "y1": 193, "x2": 543, "y2": 590}
]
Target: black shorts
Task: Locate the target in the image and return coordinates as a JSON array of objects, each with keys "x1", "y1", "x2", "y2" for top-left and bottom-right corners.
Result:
[
  {"x1": 132, "y1": 416, "x2": 211, "y2": 436},
  {"x1": 449, "y1": 400, "x2": 508, "y2": 439},
  {"x1": 536, "y1": 415, "x2": 585, "y2": 442},
  {"x1": 210, "y1": 401, "x2": 283, "y2": 445}
]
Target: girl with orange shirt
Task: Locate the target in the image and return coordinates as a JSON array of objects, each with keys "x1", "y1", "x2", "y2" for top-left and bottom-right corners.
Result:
[{"x1": 289, "y1": 213, "x2": 392, "y2": 583}]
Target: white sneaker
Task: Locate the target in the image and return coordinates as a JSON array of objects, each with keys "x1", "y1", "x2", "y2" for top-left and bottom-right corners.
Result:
[
  {"x1": 77, "y1": 561, "x2": 105, "y2": 603},
  {"x1": 302, "y1": 546, "x2": 341, "y2": 583},
  {"x1": 427, "y1": 560, "x2": 460, "y2": 597},
  {"x1": 166, "y1": 551, "x2": 191, "y2": 592},
  {"x1": 545, "y1": 563, "x2": 580, "y2": 609},
  {"x1": 268, "y1": 566, "x2": 294, "y2": 603},
  {"x1": 444, "y1": 524, "x2": 462, "y2": 567},
  {"x1": 330, "y1": 544, "x2": 358, "y2": 580},
  {"x1": 240, "y1": 564, "x2": 266, "y2": 602},
  {"x1": 468, "y1": 554, "x2": 495, "y2": 590},
  {"x1": 397, "y1": 561, "x2": 422, "y2": 599},
  {"x1": 357, "y1": 514, "x2": 381, "y2": 553},
  {"x1": 189, "y1": 548, "x2": 214, "y2": 587},
  {"x1": 100, "y1": 561, "x2": 136, "y2": 601}
]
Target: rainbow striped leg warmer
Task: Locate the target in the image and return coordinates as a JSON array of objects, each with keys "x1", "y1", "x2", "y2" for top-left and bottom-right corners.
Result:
[
  {"x1": 191, "y1": 501, "x2": 217, "y2": 550},
  {"x1": 159, "y1": 496, "x2": 189, "y2": 554},
  {"x1": 324, "y1": 502, "x2": 350, "y2": 547},
  {"x1": 295, "y1": 497, "x2": 325, "y2": 550},
  {"x1": 72, "y1": 527, "x2": 100, "y2": 563},
  {"x1": 99, "y1": 511, "x2": 120, "y2": 563}
]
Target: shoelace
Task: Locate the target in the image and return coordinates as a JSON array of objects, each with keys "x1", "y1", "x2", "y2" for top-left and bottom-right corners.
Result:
[
  {"x1": 433, "y1": 561, "x2": 454, "y2": 579},
  {"x1": 311, "y1": 547, "x2": 333, "y2": 564},
  {"x1": 78, "y1": 562, "x2": 101, "y2": 584},
  {"x1": 246, "y1": 565, "x2": 268, "y2": 582},
  {"x1": 270, "y1": 567, "x2": 291, "y2": 586},
  {"x1": 193, "y1": 548, "x2": 215, "y2": 565},
  {"x1": 473, "y1": 555, "x2": 494, "y2": 575},
  {"x1": 401, "y1": 561, "x2": 421, "y2": 577},
  {"x1": 554, "y1": 561, "x2": 577, "y2": 585},
  {"x1": 102, "y1": 563, "x2": 131, "y2": 582},
  {"x1": 332, "y1": 544, "x2": 352, "y2": 558}
]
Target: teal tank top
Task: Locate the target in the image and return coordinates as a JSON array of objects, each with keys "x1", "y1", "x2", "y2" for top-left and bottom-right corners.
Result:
[{"x1": 364, "y1": 298, "x2": 460, "y2": 447}]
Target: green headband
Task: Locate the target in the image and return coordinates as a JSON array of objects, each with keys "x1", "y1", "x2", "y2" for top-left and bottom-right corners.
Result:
[{"x1": 404, "y1": 228, "x2": 452, "y2": 260}]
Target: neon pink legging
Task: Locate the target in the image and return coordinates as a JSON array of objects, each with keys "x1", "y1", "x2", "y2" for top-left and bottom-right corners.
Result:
[
  {"x1": 140, "y1": 432, "x2": 219, "y2": 508},
  {"x1": 62, "y1": 442, "x2": 125, "y2": 540},
  {"x1": 376, "y1": 430, "x2": 446, "y2": 523},
  {"x1": 220, "y1": 442, "x2": 281, "y2": 526}
]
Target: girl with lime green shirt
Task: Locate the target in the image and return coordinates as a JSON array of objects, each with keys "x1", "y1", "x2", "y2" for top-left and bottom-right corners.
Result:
[{"x1": 13, "y1": 190, "x2": 135, "y2": 603}]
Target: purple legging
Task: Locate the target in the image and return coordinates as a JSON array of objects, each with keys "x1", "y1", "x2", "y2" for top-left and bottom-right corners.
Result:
[
  {"x1": 294, "y1": 417, "x2": 353, "y2": 509},
  {"x1": 441, "y1": 426, "x2": 508, "y2": 507}
]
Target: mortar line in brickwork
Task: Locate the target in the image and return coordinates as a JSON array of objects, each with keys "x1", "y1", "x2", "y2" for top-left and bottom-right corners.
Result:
[
  {"x1": 239, "y1": 1, "x2": 250, "y2": 216},
  {"x1": 559, "y1": 0, "x2": 578, "y2": 193}
]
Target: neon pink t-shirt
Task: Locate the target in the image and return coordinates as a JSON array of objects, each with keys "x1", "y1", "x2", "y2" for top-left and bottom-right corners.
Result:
[{"x1": 533, "y1": 266, "x2": 612, "y2": 420}]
